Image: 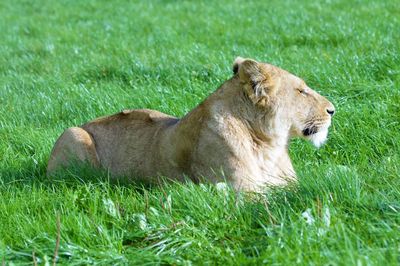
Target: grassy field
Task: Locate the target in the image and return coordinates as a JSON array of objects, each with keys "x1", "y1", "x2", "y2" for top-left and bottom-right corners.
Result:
[{"x1": 1, "y1": 0, "x2": 399, "y2": 264}]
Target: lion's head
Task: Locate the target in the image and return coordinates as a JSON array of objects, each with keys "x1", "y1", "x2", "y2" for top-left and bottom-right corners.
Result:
[{"x1": 233, "y1": 57, "x2": 335, "y2": 147}]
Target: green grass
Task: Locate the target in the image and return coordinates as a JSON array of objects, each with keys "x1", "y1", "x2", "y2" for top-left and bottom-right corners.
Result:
[{"x1": 1, "y1": 0, "x2": 399, "y2": 264}]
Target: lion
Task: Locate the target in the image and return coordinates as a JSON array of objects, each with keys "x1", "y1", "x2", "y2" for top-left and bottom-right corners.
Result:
[{"x1": 47, "y1": 57, "x2": 335, "y2": 192}]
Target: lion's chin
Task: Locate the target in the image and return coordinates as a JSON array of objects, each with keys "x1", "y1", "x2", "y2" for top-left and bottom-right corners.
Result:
[{"x1": 308, "y1": 128, "x2": 329, "y2": 148}]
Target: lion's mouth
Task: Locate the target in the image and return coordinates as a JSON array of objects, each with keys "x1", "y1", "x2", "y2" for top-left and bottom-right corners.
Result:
[{"x1": 302, "y1": 126, "x2": 319, "y2": 136}]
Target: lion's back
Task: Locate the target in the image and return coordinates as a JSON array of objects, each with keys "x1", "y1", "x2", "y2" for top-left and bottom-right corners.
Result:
[{"x1": 81, "y1": 109, "x2": 179, "y2": 177}]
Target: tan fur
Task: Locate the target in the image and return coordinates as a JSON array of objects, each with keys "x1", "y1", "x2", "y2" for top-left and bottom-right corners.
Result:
[{"x1": 47, "y1": 57, "x2": 335, "y2": 192}]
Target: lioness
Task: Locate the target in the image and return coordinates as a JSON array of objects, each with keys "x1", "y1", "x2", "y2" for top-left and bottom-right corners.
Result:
[{"x1": 47, "y1": 57, "x2": 335, "y2": 191}]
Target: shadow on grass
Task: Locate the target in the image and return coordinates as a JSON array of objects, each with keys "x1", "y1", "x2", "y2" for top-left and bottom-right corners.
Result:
[
  {"x1": 0, "y1": 160, "x2": 211, "y2": 198},
  {"x1": 0, "y1": 161, "x2": 153, "y2": 194}
]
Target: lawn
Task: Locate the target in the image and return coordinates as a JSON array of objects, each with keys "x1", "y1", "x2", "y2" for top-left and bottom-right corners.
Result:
[{"x1": 0, "y1": 0, "x2": 399, "y2": 264}]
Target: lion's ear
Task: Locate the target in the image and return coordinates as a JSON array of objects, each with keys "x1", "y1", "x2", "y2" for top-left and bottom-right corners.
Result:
[
  {"x1": 233, "y1": 57, "x2": 272, "y2": 105},
  {"x1": 232, "y1": 56, "x2": 246, "y2": 74}
]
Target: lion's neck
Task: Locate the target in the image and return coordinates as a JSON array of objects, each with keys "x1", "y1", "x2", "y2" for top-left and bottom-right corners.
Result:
[
  {"x1": 219, "y1": 77, "x2": 291, "y2": 148},
  {"x1": 204, "y1": 77, "x2": 295, "y2": 183}
]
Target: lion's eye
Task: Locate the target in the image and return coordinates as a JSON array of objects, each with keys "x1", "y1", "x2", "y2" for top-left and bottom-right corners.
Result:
[{"x1": 297, "y1": 88, "x2": 307, "y2": 95}]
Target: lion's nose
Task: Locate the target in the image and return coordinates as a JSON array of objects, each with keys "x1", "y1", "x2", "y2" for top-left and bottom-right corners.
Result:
[{"x1": 326, "y1": 108, "x2": 335, "y2": 116}]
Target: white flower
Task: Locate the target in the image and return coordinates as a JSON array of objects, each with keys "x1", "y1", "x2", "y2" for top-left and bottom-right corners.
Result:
[
  {"x1": 216, "y1": 182, "x2": 228, "y2": 191},
  {"x1": 301, "y1": 208, "x2": 315, "y2": 225},
  {"x1": 102, "y1": 198, "x2": 119, "y2": 218},
  {"x1": 133, "y1": 214, "x2": 148, "y2": 230}
]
